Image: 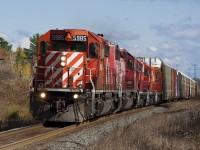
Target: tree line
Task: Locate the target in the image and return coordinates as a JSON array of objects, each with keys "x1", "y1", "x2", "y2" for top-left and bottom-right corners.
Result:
[
  {"x1": 0, "y1": 34, "x2": 41, "y2": 80},
  {"x1": 1, "y1": 34, "x2": 200, "y2": 85},
  {"x1": 0, "y1": 34, "x2": 41, "y2": 65}
]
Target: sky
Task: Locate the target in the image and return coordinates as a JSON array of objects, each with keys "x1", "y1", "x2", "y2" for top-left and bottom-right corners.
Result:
[{"x1": 0, "y1": 0, "x2": 200, "y2": 78}]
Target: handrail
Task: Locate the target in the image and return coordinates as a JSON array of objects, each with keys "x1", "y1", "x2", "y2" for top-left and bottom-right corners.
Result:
[{"x1": 88, "y1": 68, "x2": 96, "y2": 99}]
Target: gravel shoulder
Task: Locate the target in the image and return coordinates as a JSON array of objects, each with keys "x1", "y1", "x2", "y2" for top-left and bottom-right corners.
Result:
[{"x1": 18, "y1": 99, "x2": 200, "y2": 150}]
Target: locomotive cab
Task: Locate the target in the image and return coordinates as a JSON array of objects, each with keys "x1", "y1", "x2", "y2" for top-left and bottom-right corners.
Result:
[
  {"x1": 30, "y1": 29, "x2": 104, "y2": 122},
  {"x1": 35, "y1": 30, "x2": 91, "y2": 90}
]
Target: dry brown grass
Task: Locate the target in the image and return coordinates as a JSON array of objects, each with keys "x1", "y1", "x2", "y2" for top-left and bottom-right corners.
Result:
[
  {"x1": 0, "y1": 79, "x2": 33, "y2": 120},
  {"x1": 0, "y1": 48, "x2": 33, "y2": 121},
  {"x1": 88, "y1": 100, "x2": 200, "y2": 150}
]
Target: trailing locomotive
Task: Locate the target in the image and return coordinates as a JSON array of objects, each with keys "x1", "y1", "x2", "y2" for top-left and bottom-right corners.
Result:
[{"x1": 30, "y1": 29, "x2": 198, "y2": 123}]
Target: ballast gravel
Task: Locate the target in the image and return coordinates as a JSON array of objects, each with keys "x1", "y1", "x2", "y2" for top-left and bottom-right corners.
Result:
[{"x1": 21, "y1": 105, "x2": 170, "y2": 150}]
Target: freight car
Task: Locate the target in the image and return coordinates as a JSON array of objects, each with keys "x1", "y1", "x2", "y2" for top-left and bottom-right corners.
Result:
[
  {"x1": 30, "y1": 29, "x2": 198, "y2": 123},
  {"x1": 196, "y1": 83, "x2": 200, "y2": 98},
  {"x1": 137, "y1": 57, "x2": 197, "y2": 101}
]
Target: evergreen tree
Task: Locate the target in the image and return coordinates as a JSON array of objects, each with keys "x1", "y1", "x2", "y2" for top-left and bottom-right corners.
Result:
[
  {"x1": 29, "y1": 33, "x2": 42, "y2": 55},
  {"x1": 0, "y1": 37, "x2": 12, "y2": 51}
]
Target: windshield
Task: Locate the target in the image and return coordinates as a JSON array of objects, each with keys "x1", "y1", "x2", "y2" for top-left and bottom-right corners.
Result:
[
  {"x1": 52, "y1": 41, "x2": 68, "y2": 51},
  {"x1": 52, "y1": 41, "x2": 86, "y2": 52}
]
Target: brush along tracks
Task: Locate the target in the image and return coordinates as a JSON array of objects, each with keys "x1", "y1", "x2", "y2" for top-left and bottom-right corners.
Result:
[
  {"x1": 0, "y1": 104, "x2": 172, "y2": 150},
  {"x1": 1, "y1": 106, "x2": 158, "y2": 150}
]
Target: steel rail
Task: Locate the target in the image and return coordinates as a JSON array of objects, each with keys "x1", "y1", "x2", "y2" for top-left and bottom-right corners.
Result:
[
  {"x1": 0, "y1": 124, "x2": 42, "y2": 139},
  {"x1": 0, "y1": 124, "x2": 77, "y2": 150}
]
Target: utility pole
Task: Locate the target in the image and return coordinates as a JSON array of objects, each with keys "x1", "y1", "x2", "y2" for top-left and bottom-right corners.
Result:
[{"x1": 187, "y1": 64, "x2": 200, "y2": 79}]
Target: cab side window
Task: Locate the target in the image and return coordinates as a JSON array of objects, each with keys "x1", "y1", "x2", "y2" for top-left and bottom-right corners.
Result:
[
  {"x1": 104, "y1": 44, "x2": 110, "y2": 57},
  {"x1": 145, "y1": 68, "x2": 150, "y2": 76},
  {"x1": 115, "y1": 45, "x2": 120, "y2": 61},
  {"x1": 136, "y1": 63, "x2": 140, "y2": 72},
  {"x1": 156, "y1": 72, "x2": 160, "y2": 80},
  {"x1": 89, "y1": 42, "x2": 98, "y2": 58},
  {"x1": 70, "y1": 42, "x2": 86, "y2": 52},
  {"x1": 40, "y1": 41, "x2": 48, "y2": 56},
  {"x1": 128, "y1": 60, "x2": 134, "y2": 69}
]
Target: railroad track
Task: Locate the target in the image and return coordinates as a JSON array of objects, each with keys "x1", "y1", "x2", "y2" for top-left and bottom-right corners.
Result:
[
  {"x1": 0, "y1": 105, "x2": 163, "y2": 150},
  {"x1": 0, "y1": 124, "x2": 42, "y2": 139},
  {"x1": 0, "y1": 124, "x2": 78, "y2": 150},
  {"x1": 0, "y1": 124, "x2": 57, "y2": 150}
]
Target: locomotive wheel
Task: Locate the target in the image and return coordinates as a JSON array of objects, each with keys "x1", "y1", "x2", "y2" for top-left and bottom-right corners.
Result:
[{"x1": 142, "y1": 99, "x2": 146, "y2": 107}]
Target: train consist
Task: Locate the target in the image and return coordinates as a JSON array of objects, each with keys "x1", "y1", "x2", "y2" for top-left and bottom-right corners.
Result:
[{"x1": 30, "y1": 29, "x2": 199, "y2": 122}]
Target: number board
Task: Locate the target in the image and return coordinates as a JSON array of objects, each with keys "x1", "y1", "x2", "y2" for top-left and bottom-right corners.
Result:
[
  {"x1": 51, "y1": 34, "x2": 65, "y2": 40},
  {"x1": 72, "y1": 35, "x2": 87, "y2": 42}
]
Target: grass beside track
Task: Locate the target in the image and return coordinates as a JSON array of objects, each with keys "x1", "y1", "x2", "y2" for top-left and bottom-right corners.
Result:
[{"x1": 88, "y1": 99, "x2": 200, "y2": 150}]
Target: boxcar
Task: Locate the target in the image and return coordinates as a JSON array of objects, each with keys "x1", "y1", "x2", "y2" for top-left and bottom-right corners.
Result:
[
  {"x1": 162, "y1": 63, "x2": 173, "y2": 101},
  {"x1": 190, "y1": 79, "x2": 196, "y2": 98},
  {"x1": 178, "y1": 72, "x2": 190, "y2": 99}
]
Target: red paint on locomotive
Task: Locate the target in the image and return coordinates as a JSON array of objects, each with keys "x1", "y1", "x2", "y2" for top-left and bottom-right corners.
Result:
[{"x1": 30, "y1": 29, "x2": 199, "y2": 123}]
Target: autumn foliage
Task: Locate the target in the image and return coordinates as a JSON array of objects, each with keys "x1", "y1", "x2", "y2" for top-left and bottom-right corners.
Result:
[{"x1": 0, "y1": 47, "x2": 33, "y2": 120}]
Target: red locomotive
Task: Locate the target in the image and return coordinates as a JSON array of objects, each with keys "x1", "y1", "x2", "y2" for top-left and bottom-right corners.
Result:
[{"x1": 30, "y1": 29, "x2": 198, "y2": 123}]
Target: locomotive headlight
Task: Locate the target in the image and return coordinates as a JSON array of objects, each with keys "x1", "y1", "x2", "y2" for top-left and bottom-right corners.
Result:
[
  {"x1": 73, "y1": 94, "x2": 79, "y2": 99},
  {"x1": 61, "y1": 56, "x2": 66, "y2": 61},
  {"x1": 61, "y1": 62, "x2": 66, "y2": 67},
  {"x1": 40, "y1": 92, "x2": 46, "y2": 99},
  {"x1": 78, "y1": 84, "x2": 82, "y2": 89}
]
